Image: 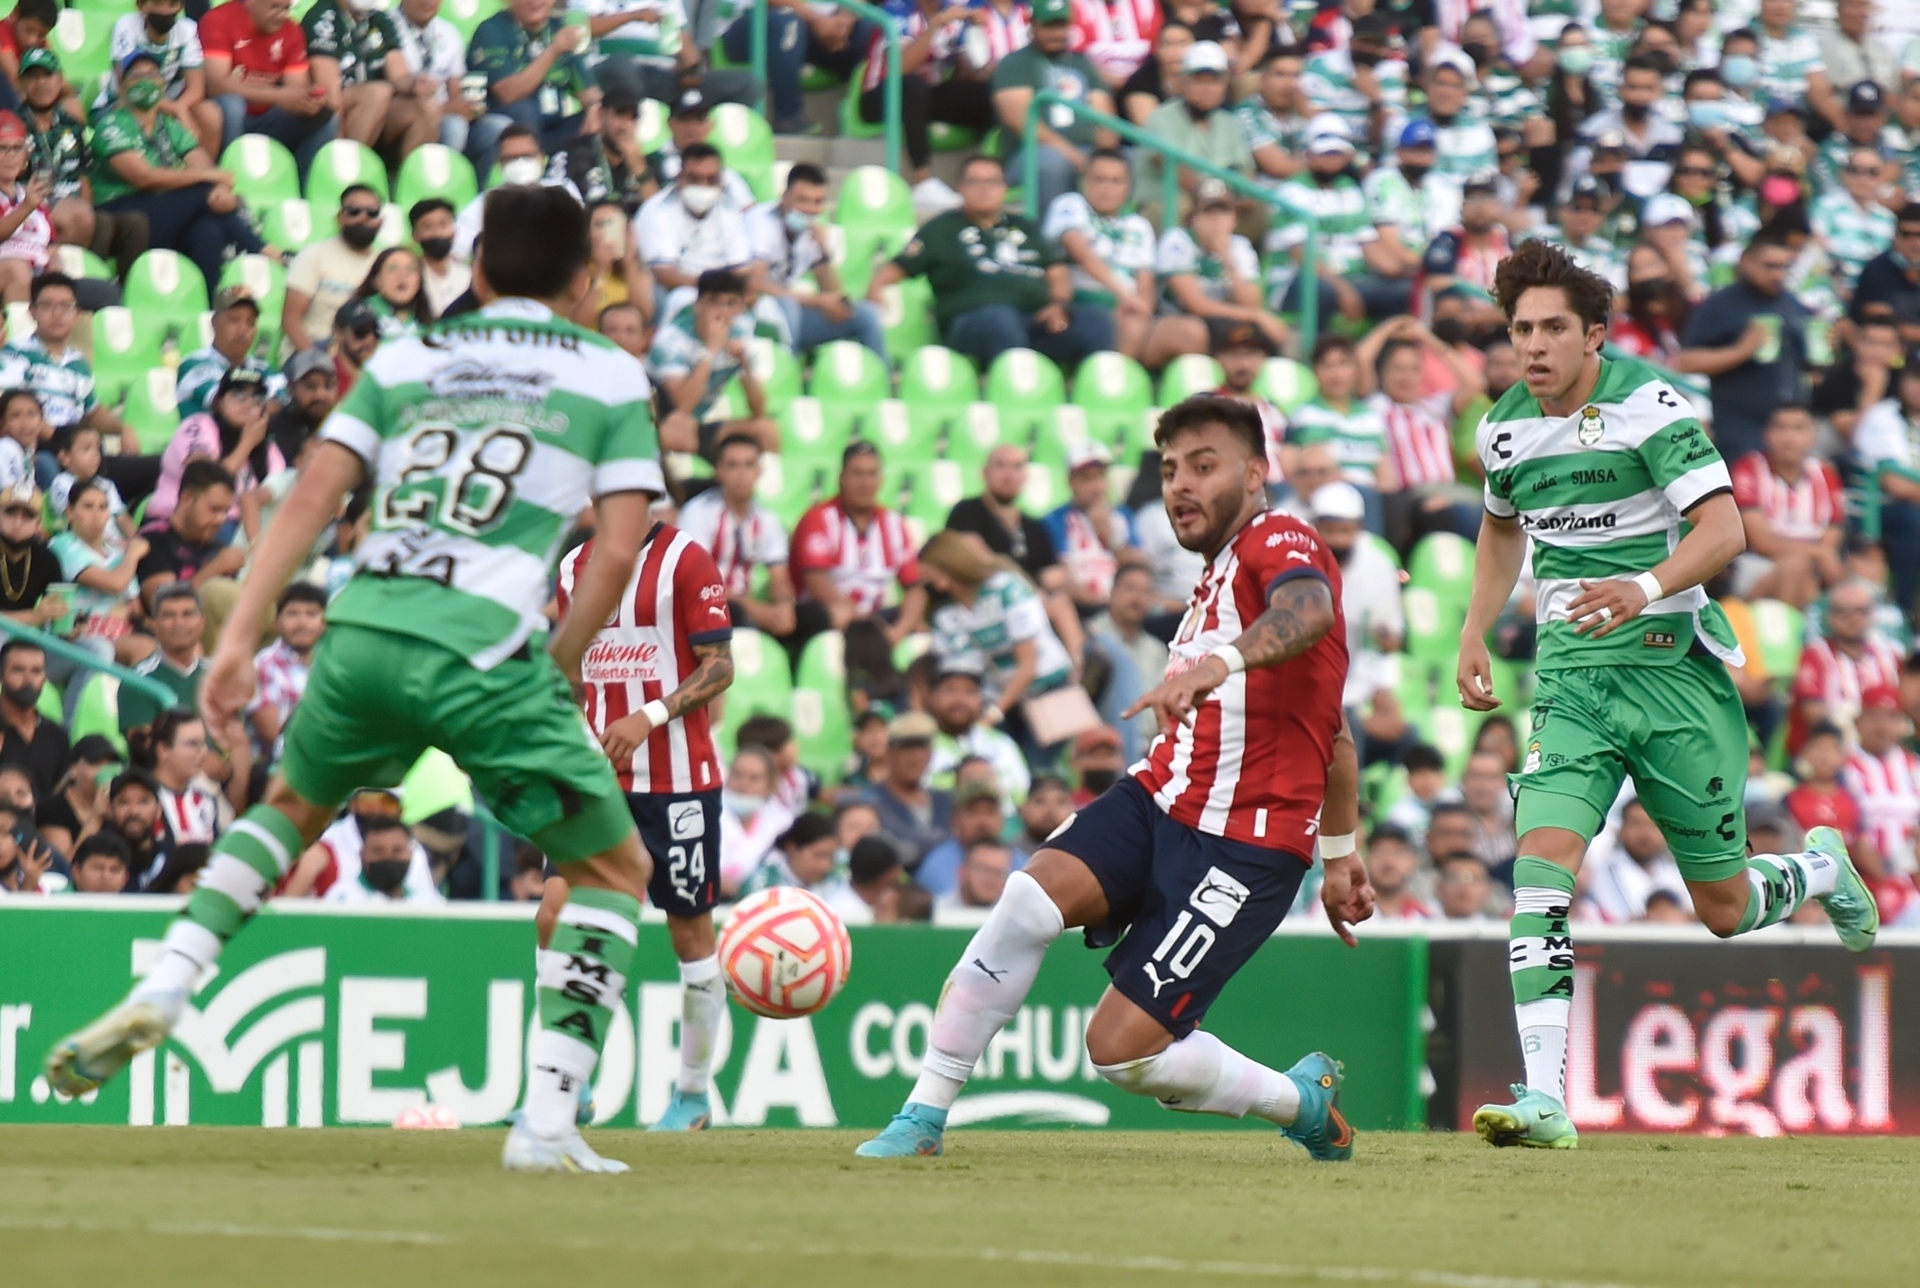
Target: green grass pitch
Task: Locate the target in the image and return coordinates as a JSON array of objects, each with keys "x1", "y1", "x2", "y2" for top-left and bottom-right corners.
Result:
[{"x1": 3, "y1": 1127, "x2": 1918, "y2": 1287}]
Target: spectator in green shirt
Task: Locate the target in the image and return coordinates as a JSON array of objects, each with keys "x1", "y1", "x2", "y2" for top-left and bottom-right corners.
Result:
[
  {"x1": 1135, "y1": 39, "x2": 1252, "y2": 225},
  {"x1": 301, "y1": 0, "x2": 406, "y2": 153},
  {"x1": 19, "y1": 50, "x2": 144, "y2": 287},
  {"x1": 465, "y1": 0, "x2": 600, "y2": 180},
  {"x1": 93, "y1": 51, "x2": 266, "y2": 295},
  {"x1": 868, "y1": 154, "x2": 1113, "y2": 371},
  {"x1": 990, "y1": 0, "x2": 1117, "y2": 221}
]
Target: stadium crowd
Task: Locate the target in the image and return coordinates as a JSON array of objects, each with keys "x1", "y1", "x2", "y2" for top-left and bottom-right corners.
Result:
[{"x1": 0, "y1": 0, "x2": 1918, "y2": 935}]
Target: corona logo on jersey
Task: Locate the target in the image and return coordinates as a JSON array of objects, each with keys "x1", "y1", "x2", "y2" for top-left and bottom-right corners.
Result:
[{"x1": 718, "y1": 888, "x2": 853, "y2": 1020}]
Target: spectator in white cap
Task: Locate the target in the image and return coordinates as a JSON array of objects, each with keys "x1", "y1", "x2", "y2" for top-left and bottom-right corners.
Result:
[
  {"x1": 1135, "y1": 40, "x2": 1252, "y2": 224},
  {"x1": 1638, "y1": 191, "x2": 1708, "y2": 305},
  {"x1": 1311, "y1": 480, "x2": 1409, "y2": 765},
  {"x1": 1270, "y1": 113, "x2": 1410, "y2": 329},
  {"x1": 1042, "y1": 441, "x2": 1139, "y2": 612},
  {"x1": 1418, "y1": 51, "x2": 1497, "y2": 190}
]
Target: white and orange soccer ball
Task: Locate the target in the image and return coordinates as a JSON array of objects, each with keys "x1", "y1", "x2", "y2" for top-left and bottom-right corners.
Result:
[{"x1": 718, "y1": 887, "x2": 852, "y2": 1019}]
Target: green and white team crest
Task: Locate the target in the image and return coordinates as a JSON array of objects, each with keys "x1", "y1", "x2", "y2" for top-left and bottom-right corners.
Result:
[
  {"x1": 1477, "y1": 356, "x2": 1744, "y2": 670},
  {"x1": 320, "y1": 299, "x2": 663, "y2": 671}
]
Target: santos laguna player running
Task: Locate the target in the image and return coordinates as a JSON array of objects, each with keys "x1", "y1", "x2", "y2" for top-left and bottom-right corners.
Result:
[
  {"x1": 1459, "y1": 239, "x2": 1878, "y2": 1150},
  {"x1": 857, "y1": 396, "x2": 1376, "y2": 1161},
  {"x1": 47, "y1": 187, "x2": 665, "y2": 1174},
  {"x1": 548, "y1": 522, "x2": 735, "y2": 1132}
]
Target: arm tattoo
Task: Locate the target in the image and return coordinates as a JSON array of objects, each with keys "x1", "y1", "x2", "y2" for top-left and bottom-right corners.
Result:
[
  {"x1": 1230, "y1": 577, "x2": 1335, "y2": 670},
  {"x1": 665, "y1": 640, "x2": 734, "y2": 720}
]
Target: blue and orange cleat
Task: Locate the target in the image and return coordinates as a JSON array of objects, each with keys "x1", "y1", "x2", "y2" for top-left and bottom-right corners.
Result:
[
  {"x1": 1281, "y1": 1052, "x2": 1355, "y2": 1162},
  {"x1": 854, "y1": 1103, "x2": 947, "y2": 1158}
]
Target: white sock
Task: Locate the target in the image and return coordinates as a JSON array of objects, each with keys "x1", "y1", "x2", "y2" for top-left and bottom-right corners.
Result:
[
  {"x1": 1517, "y1": 997, "x2": 1571, "y2": 1103},
  {"x1": 130, "y1": 921, "x2": 223, "y2": 1019},
  {"x1": 676, "y1": 954, "x2": 723, "y2": 1096},
  {"x1": 908, "y1": 870, "x2": 1064, "y2": 1111},
  {"x1": 1786, "y1": 849, "x2": 1840, "y2": 898},
  {"x1": 523, "y1": 1029, "x2": 598, "y2": 1137},
  {"x1": 1095, "y1": 1031, "x2": 1300, "y2": 1125}
]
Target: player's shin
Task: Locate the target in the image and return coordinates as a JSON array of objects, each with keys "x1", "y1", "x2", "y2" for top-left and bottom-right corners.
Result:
[
  {"x1": 522, "y1": 887, "x2": 641, "y2": 1137},
  {"x1": 1508, "y1": 857, "x2": 1578, "y2": 1103},
  {"x1": 133, "y1": 807, "x2": 307, "y2": 1015},
  {"x1": 1095, "y1": 1030, "x2": 1300, "y2": 1124},
  {"x1": 676, "y1": 953, "x2": 724, "y2": 1094},
  {"x1": 1733, "y1": 849, "x2": 1839, "y2": 933},
  {"x1": 909, "y1": 870, "x2": 1066, "y2": 1111}
]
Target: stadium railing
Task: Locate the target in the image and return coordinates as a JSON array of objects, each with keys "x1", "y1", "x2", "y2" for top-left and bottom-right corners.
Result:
[
  {"x1": 0, "y1": 616, "x2": 184, "y2": 715},
  {"x1": 746, "y1": 0, "x2": 904, "y2": 177},
  {"x1": 1020, "y1": 92, "x2": 1324, "y2": 354}
]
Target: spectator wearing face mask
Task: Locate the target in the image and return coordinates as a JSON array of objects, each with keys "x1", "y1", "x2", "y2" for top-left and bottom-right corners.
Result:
[
  {"x1": 1311, "y1": 481, "x2": 1404, "y2": 760},
  {"x1": 323, "y1": 815, "x2": 445, "y2": 904},
  {"x1": 281, "y1": 787, "x2": 441, "y2": 899},
  {"x1": 283, "y1": 184, "x2": 385, "y2": 354},
  {"x1": 719, "y1": 744, "x2": 796, "y2": 894},
  {"x1": 407, "y1": 197, "x2": 469, "y2": 316}
]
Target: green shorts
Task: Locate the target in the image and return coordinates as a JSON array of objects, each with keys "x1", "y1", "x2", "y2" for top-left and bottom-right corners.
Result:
[
  {"x1": 1512, "y1": 653, "x2": 1748, "y2": 884},
  {"x1": 278, "y1": 623, "x2": 632, "y2": 865}
]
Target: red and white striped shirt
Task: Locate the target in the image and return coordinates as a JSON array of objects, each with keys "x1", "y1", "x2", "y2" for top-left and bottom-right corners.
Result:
[
  {"x1": 863, "y1": 8, "x2": 965, "y2": 91},
  {"x1": 1730, "y1": 451, "x2": 1845, "y2": 544},
  {"x1": 1130, "y1": 510, "x2": 1348, "y2": 851},
  {"x1": 159, "y1": 782, "x2": 220, "y2": 849},
  {"x1": 976, "y1": 0, "x2": 1030, "y2": 64},
  {"x1": 791, "y1": 497, "x2": 920, "y2": 615},
  {"x1": 1376, "y1": 391, "x2": 1457, "y2": 489},
  {"x1": 558, "y1": 526, "x2": 732, "y2": 796},
  {"x1": 1070, "y1": 0, "x2": 1157, "y2": 82},
  {"x1": 1213, "y1": 386, "x2": 1289, "y2": 485},
  {"x1": 1790, "y1": 634, "x2": 1904, "y2": 750},
  {"x1": 1842, "y1": 746, "x2": 1920, "y2": 875},
  {"x1": 676, "y1": 488, "x2": 789, "y2": 598}
]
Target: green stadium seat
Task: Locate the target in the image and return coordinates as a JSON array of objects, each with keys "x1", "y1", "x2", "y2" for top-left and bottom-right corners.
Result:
[
  {"x1": 985, "y1": 348, "x2": 1065, "y2": 449},
  {"x1": 1402, "y1": 586, "x2": 1458, "y2": 664},
  {"x1": 806, "y1": 339, "x2": 892, "y2": 444},
  {"x1": 49, "y1": 9, "x2": 112, "y2": 82},
  {"x1": 710, "y1": 103, "x2": 775, "y2": 202},
  {"x1": 897, "y1": 344, "x2": 979, "y2": 449},
  {"x1": 123, "y1": 368, "x2": 182, "y2": 453},
  {"x1": 834, "y1": 164, "x2": 914, "y2": 231},
  {"x1": 1072, "y1": 351, "x2": 1153, "y2": 450},
  {"x1": 70, "y1": 674, "x2": 127, "y2": 758},
  {"x1": 124, "y1": 250, "x2": 210, "y2": 343},
  {"x1": 261, "y1": 198, "x2": 320, "y2": 252},
  {"x1": 781, "y1": 396, "x2": 849, "y2": 466},
  {"x1": 636, "y1": 97, "x2": 669, "y2": 155},
  {"x1": 395, "y1": 143, "x2": 480, "y2": 215},
  {"x1": 1257, "y1": 357, "x2": 1318, "y2": 412},
  {"x1": 1392, "y1": 654, "x2": 1437, "y2": 718},
  {"x1": 1158, "y1": 353, "x2": 1222, "y2": 405},
  {"x1": 34, "y1": 680, "x2": 61, "y2": 723},
  {"x1": 438, "y1": 0, "x2": 495, "y2": 38},
  {"x1": 91, "y1": 306, "x2": 166, "y2": 408},
  {"x1": 838, "y1": 72, "x2": 887, "y2": 141},
  {"x1": 221, "y1": 134, "x2": 302, "y2": 207},
  {"x1": 304, "y1": 139, "x2": 390, "y2": 213},
  {"x1": 879, "y1": 276, "x2": 936, "y2": 365},
  {"x1": 714, "y1": 628, "x2": 794, "y2": 758},
  {"x1": 904, "y1": 460, "x2": 969, "y2": 532},
  {"x1": 792, "y1": 631, "x2": 853, "y2": 780},
  {"x1": 1032, "y1": 403, "x2": 1089, "y2": 484},
  {"x1": 1751, "y1": 598, "x2": 1805, "y2": 679},
  {"x1": 760, "y1": 453, "x2": 834, "y2": 530},
  {"x1": 1367, "y1": 532, "x2": 1403, "y2": 572},
  {"x1": 825, "y1": 223, "x2": 910, "y2": 297},
  {"x1": 1407, "y1": 531, "x2": 1476, "y2": 628},
  {"x1": 941, "y1": 402, "x2": 1004, "y2": 474},
  {"x1": 50, "y1": 244, "x2": 114, "y2": 282},
  {"x1": 870, "y1": 398, "x2": 925, "y2": 456}
]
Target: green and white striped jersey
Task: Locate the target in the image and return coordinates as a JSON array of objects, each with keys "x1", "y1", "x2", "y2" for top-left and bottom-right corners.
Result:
[
  {"x1": 1268, "y1": 173, "x2": 1376, "y2": 277},
  {"x1": 1364, "y1": 164, "x2": 1437, "y2": 241},
  {"x1": 1288, "y1": 395, "x2": 1387, "y2": 487},
  {"x1": 1477, "y1": 356, "x2": 1743, "y2": 670},
  {"x1": 1809, "y1": 190, "x2": 1895, "y2": 289},
  {"x1": 320, "y1": 298, "x2": 664, "y2": 671},
  {"x1": 929, "y1": 570, "x2": 1073, "y2": 700},
  {"x1": 1527, "y1": 225, "x2": 1628, "y2": 292},
  {"x1": 1755, "y1": 25, "x2": 1821, "y2": 105},
  {"x1": 1432, "y1": 116, "x2": 1499, "y2": 182},
  {"x1": 1156, "y1": 227, "x2": 1261, "y2": 312},
  {"x1": 1041, "y1": 192, "x2": 1157, "y2": 305}
]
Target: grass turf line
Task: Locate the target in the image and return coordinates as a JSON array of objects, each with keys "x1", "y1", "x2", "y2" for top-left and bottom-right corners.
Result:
[{"x1": 1, "y1": 1127, "x2": 1915, "y2": 1288}]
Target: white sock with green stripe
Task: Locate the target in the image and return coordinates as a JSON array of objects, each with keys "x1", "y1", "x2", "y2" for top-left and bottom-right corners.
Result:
[
  {"x1": 1734, "y1": 850, "x2": 1839, "y2": 933},
  {"x1": 522, "y1": 886, "x2": 641, "y2": 1138},
  {"x1": 1509, "y1": 856, "x2": 1578, "y2": 1104},
  {"x1": 131, "y1": 807, "x2": 305, "y2": 1015}
]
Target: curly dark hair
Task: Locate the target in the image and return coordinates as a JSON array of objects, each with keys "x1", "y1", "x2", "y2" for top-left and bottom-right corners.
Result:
[{"x1": 1492, "y1": 238, "x2": 1615, "y2": 332}]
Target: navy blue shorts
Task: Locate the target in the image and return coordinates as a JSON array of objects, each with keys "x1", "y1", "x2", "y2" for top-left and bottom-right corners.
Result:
[
  {"x1": 543, "y1": 789, "x2": 722, "y2": 919},
  {"x1": 1044, "y1": 778, "x2": 1310, "y2": 1037}
]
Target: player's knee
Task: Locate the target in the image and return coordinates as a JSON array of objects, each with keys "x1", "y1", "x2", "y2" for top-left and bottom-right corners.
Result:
[
  {"x1": 1092, "y1": 1051, "x2": 1164, "y2": 1096},
  {"x1": 1699, "y1": 903, "x2": 1744, "y2": 938}
]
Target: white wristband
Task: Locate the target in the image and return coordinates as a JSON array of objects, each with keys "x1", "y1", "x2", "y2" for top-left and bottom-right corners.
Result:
[
  {"x1": 641, "y1": 699, "x2": 671, "y2": 730},
  {"x1": 1631, "y1": 571, "x2": 1664, "y2": 606},
  {"x1": 1209, "y1": 644, "x2": 1247, "y2": 674},
  {"x1": 1319, "y1": 832, "x2": 1357, "y2": 860}
]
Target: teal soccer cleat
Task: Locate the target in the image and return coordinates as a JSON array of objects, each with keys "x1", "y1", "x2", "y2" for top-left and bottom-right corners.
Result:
[
  {"x1": 649, "y1": 1089, "x2": 713, "y2": 1131},
  {"x1": 1806, "y1": 827, "x2": 1879, "y2": 953},
  {"x1": 1281, "y1": 1052, "x2": 1354, "y2": 1162},
  {"x1": 1474, "y1": 1084, "x2": 1579, "y2": 1149},
  {"x1": 853, "y1": 1103, "x2": 947, "y2": 1158}
]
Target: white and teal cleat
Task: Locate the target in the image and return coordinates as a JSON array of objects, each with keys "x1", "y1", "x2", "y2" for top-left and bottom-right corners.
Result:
[
  {"x1": 1473, "y1": 1084, "x2": 1579, "y2": 1150},
  {"x1": 853, "y1": 1103, "x2": 947, "y2": 1158},
  {"x1": 44, "y1": 993, "x2": 180, "y2": 1098},
  {"x1": 502, "y1": 1123, "x2": 631, "y2": 1174},
  {"x1": 649, "y1": 1089, "x2": 713, "y2": 1132},
  {"x1": 575, "y1": 1077, "x2": 595, "y2": 1126},
  {"x1": 1806, "y1": 827, "x2": 1879, "y2": 953},
  {"x1": 1280, "y1": 1052, "x2": 1355, "y2": 1162}
]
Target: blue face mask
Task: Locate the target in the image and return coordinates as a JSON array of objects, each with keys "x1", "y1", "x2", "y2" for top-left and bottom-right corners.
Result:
[
  {"x1": 1687, "y1": 99, "x2": 1734, "y2": 130},
  {"x1": 1720, "y1": 54, "x2": 1759, "y2": 88}
]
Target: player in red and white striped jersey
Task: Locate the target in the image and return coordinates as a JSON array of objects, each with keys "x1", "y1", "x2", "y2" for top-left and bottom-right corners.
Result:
[
  {"x1": 790, "y1": 441, "x2": 926, "y2": 641},
  {"x1": 1841, "y1": 688, "x2": 1920, "y2": 879},
  {"x1": 1728, "y1": 404, "x2": 1845, "y2": 605},
  {"x1": 1788, "y1": 578, "x2": 1905, "y2": 753},
  {"x1": 857, "y1": 395, "x2": 1373, "y2": 1163},
  {"x1": 552, "y1": 523, "x2": 736, "y2": 1132}
]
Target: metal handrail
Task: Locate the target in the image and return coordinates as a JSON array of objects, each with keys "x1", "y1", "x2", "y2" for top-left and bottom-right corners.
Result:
[
  {"x1": 1020, "y1": 91, "x2": 1323, "y2": 354},
  {"x1": 749, "y1": 0, "x2": 902, "y2": 176},
  {"x1": 0, "y1": 616, "x2": 183, "y2": 710}
]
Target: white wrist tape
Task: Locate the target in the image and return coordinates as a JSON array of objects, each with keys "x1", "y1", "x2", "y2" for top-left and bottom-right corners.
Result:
[
  {"x1": 1631, "y1": 571, "x2": 1665, "y2": 605},
  {"x1": 1209, "y1": 644, "x2": 1247, "y2": 674},
  {"x1": 641, "y1": 699, "x2": 671, "y2": 729},
  {"x1": 1319, "y1": 832, "x2": 1357, "y2": 860}
]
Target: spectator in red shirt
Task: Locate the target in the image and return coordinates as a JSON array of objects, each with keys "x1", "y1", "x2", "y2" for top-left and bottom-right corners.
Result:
[
  {"x1": 1728, "y1": 403, "x2": 1845, "y2": 607},
  {"x1": 1786, "y1": 721, "x2": 1876, "y2": 870},
  {"x1": 0, "y1": 0, "x2": 56, "y2": 117},
  {"x1": 1364, "y1": 825, "x2": 1434, "y2": 920},
  {"x1": 201, "y1": 0, "x2": 337, "y2": 173},
  {"x1": 1789, "y1": 578, "x2": 1905, "y2": 753},
  {"x1": 789, "y1": 441, "x2": 927, "y2": 653}
]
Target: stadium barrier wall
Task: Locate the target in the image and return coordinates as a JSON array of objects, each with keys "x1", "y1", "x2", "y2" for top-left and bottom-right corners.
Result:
[
  {"x1": 0, "y1": 902, "x2": 1427, "y2": 1131},
  {"x1": 1426, "y1": 925, "x2": 1920, "y2": 1136}
]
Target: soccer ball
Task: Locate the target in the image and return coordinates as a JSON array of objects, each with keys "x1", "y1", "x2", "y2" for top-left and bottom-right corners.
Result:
[{"x1": 718, "y1": 887, "x2": 852, "y2": 1019}]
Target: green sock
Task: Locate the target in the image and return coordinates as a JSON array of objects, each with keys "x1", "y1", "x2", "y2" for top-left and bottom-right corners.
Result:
[
  {"x1": 134, "y1": 806, "x2": 306, "y2": 1001},
  {"x1": 1509, "y1": 856, "x2": 1577, "y2": 1103},
  {"x1": 1734, "y1": 849, "x2": 1839, "y2": 933},
  {"x1": 523, "y1": 886, "x2": 641, "y2": 1135}
]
